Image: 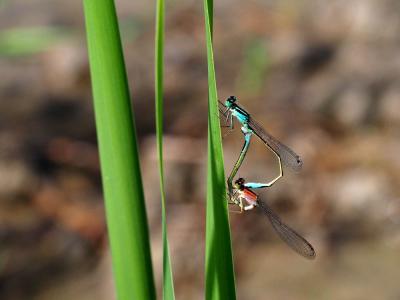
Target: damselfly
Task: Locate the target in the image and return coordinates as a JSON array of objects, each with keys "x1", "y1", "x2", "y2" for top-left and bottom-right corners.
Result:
[
  {"x1": 231, "y1": 177, "x2": 316, "y2": 259},
  {"x1": 219, "y1": 96, "x2": 303, "y2": 196}
]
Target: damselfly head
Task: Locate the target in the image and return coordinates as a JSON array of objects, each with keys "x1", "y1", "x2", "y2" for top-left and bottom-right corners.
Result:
[
  {"x1": 234, "y1": 177, "x2": 245, "y2": 189},
  {"x1": 225, "y1": 96, "x2": 237, "y2": 107}
]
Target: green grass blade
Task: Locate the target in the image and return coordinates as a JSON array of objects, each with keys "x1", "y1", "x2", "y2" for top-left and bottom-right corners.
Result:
[
  {"x1": 83, "y1": 1, "x2": 156, "y2": 299},
  {"x1": 203, "y1": 1, "x2": 237, "y2": 299},
  {"x1": 155, "y1": 0, "x2": 176, "y2": 298}
]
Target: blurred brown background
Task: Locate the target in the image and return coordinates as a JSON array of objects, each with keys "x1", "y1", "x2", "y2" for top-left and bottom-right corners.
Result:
[{"x1": 1, "y1": 0, "x2": 400, "y2": 299}]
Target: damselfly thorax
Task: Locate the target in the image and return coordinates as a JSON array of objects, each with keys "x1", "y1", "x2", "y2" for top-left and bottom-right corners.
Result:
[{"x1": 232, "y1": 177, "x2": 258, "y2": 211}]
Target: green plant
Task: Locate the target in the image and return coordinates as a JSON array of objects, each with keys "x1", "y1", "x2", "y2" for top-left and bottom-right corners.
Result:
[
  {"x1": 204, "y1": 0, "x2": 237, "y2": 299},
  {"x1": 84, "y1": 0, "x2": 237, "y2": 298},
  {"x1": 83, "y1": 0, "x2": 156, "y2": 299},
  {"x1": 155, "y1": 0, "x2": 176, "y2": 298}
]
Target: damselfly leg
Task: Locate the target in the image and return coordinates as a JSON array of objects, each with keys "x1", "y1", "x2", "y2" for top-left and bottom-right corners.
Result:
[
  {"x1": 228, "y1": 187, "x2": 257, "y2": 213},
  {"x1": 228, "y1": 189, "x2": 244, "y2": 213}
]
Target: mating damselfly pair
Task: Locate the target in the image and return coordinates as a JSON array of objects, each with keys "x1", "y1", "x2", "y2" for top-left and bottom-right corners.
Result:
[{"x1": 219, "y1": 96, "x2": 316, "y2": 259}]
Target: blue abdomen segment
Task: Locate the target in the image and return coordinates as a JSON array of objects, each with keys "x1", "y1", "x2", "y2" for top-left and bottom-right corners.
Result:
[{"x1": 244, "y1": 182, "x2": 269, "y2": 189}]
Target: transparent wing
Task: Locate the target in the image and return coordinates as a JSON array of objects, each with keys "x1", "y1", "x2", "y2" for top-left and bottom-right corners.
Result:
[
  {"x1": 257, "y1": 199, "x2": 316, "y2": 259},
  {"x1": 218, "y1": 100, "x2": 229, "y2": 116},
  {"x1": 218, "y1": 100, "x2": 233, "y2": 129},
  {"x1": 248, "y1": 117, "x2": 303, "y2": 172}
]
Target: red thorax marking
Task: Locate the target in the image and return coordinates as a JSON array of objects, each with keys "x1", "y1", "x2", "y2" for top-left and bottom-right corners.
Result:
[{"x1": 241, "y1": 188, "x2": 258, "y2": 204}]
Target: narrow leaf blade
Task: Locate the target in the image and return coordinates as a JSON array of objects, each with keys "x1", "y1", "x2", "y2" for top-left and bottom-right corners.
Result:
[
  {"x1": 83, "y1": 0, "x2": 156, "y2": 299},
  {"x1": 203, "y1": 1, "x2": 237, "y2": 299},
  {"x1": 155, "y1": 0, "x2": 176, "y2": 298}
]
